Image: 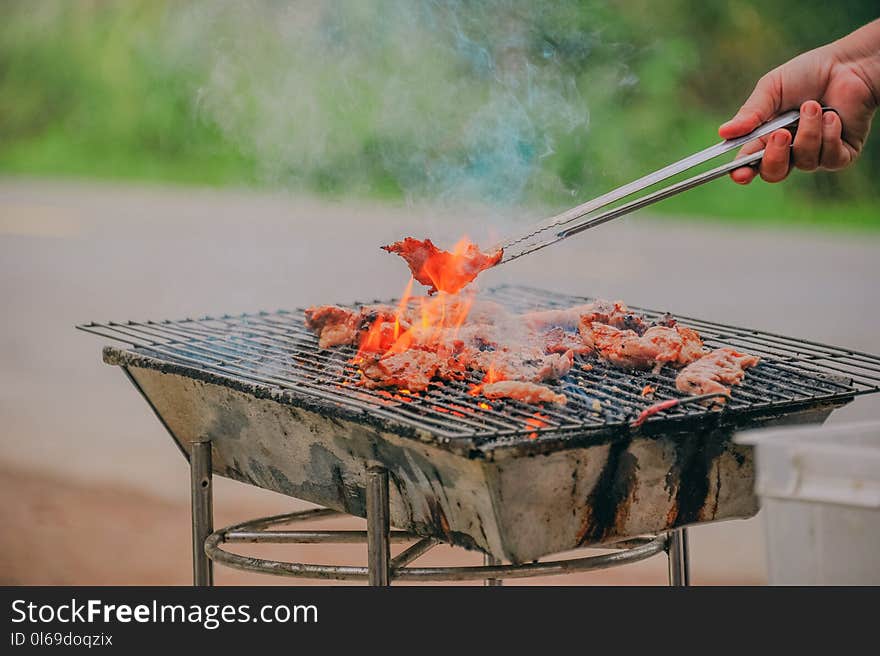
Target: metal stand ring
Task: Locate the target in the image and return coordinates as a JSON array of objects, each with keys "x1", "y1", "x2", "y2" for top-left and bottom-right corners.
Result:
[{"x1": 204, "y1": 508, "x2": 668, "y2": 582}]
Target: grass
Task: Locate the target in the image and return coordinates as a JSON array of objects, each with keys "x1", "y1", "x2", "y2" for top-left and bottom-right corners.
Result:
[
  {"x1": 653, "y1": 186, "x2": 880, "y2": 232},
  {"x1": 0, "y1": 128, "x2": 252, "y2": 187},
  {"x1": 0, "y1": 1, "x2": 877, "y2": 230},
  {"x1": 2, "y1": 122, "x2": 877, "y2": 233}
]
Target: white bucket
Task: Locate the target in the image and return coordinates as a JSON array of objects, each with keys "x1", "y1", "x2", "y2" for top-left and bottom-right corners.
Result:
[{"x1": 737, "y1": 421, "x2": 880, "y2": 585}]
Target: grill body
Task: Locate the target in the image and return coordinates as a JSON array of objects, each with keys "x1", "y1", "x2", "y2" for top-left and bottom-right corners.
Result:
[
  {"x1": 106, "y1": 353, "x2": 842, "y2": 563},
  {"x1": 87, "y1": 285, "x2": 879, "y2": 562}
]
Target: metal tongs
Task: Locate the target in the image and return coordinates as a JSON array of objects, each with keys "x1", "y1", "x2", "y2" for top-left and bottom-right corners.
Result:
[{"x1": 494, "y1": 109, "x2": 823, "y2": 264}]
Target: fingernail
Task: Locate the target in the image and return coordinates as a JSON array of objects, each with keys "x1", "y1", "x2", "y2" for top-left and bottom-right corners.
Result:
[
  {"x1": 804, "y1": 102, "x2": 819, "y2": 117},
  {"x1": 823, "y1": 112, "x2": 835, "y2": 125},
  {"x1": 772, "y1": 131, "x2": 788, "y2": 145}
]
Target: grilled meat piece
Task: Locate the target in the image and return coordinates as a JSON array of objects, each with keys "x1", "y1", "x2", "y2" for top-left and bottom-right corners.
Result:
[
  {"x1": 653, "y1": 313, "x2": 677, "y2": 328},
  {"x1": 588, "y1": 323, "x2": 705, "y2": 371},
  {"x1": 522, "y1": 303, "x2": 605, "y2": 330},
  {"x1": 675, "y1": 347, "x2": 760, "y2": 398},
  {"x1": 676, "y1": 326, "x2": 706, "y2": 365},
  {"x1": 533, "y1": 350, "x2": 574, "y2": 380},
  {"x1": 472, "y1": 348, "x2": 573, "y2": 383},
  {"x1": 481, "y1": 381, "x2": 567, "y2": 405},
  {"x1": 360, "y1": 339, "x2": 471, "y2": 391},
  {"x1": 543, "y1": 327, "x2": 593, "y2": 355},
  {"x1": 382, "y1": 237, "x2": 503, "y2": 295},
  {"x1": 524, "y1": 300, "x2": 645, "y2": 333},
  {"x1": 360, "y1": 350, "x2": 441, "y2": 392},
  {"x1": 304, "y1": 305, "x2": 359, "y2": 349},
  {"x1": 305, "y1": 305, "x2": 400, "y2": 349}
]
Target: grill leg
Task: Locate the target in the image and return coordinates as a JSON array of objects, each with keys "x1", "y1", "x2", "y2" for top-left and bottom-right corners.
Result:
[
  {"x1": 667, "y1": 528, "x2": 690, "y2": 587},
  {"x1": 366, "y1": 466, "x2": 391, "y2": 587},
  {"x1": 484, "y1": 554, "x2": 503, "y2": 587},
  {"x1": 190, "y1": 441, "x2": 214, "y2": 587}
]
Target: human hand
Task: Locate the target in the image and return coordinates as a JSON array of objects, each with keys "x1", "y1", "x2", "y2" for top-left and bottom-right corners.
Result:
[{"x1": 719, "y1": 21, "x2": 879, "y2": 184}]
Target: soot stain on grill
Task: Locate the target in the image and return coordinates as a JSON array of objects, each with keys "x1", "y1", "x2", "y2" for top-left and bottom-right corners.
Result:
[
  {"x1": 242, "y1": 444, "x2": 368, "y2": 517},
  {"x1": 576, "y1": 436, "x2": 639, "y2": 545},
  {"x1": 330, "y1": 429, "x2": 466, "y2": 535},
  {"x1": 301, "y1": 443, "x2": 366, "y2": 517},
  {"x1": 225, "y1": 458, "x2": 248, "y2": 484},
  {"x1": 425, "y1": 497, "x2": 452, "y2": 541},
  {"x1": 711, "y1": 464, "x2": 723, "y2": 519},
  {"x1": 666, "y1": 429, "x2": 728, "y2": 525},
  {"x1": 206, "y1": 399, "x2": 248, "y2": 441},
  {"x1": 246, "y1": 458, "x2": 296, "y2": 497},
  {"x1": 334, "y1": 429, "x2": 460, "y2": 488}
]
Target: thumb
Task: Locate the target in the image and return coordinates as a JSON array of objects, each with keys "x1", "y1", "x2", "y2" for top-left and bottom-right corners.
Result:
[{"x1": 719, "y1": 72, "x2": 781, "y2": 139}]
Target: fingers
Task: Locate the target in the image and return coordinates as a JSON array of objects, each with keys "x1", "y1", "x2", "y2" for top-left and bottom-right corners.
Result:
[
  {"x1": 818, "y1": 111, "x2": 855, "y2": 171},
  {"x1": 719, "y1": 72, "x2": 781, "y2": 139},
  {"x1": 730, "y1": 111, "x2": 855, "y2": 185},
  {"x1": 791, "y1": 100, "x2": 822, "y2": 171},
  {"x1": 731, "y1": 108, "x2": 856, "y2": 185},
  {"x1": 759, "y1": 129, "x2": 792, "y2": 182},
  {"x1": 729, "y1": 139, "x2": 764, "y2": 185},
  {"x1": 729, "y1": 129, "x2": 792, "y2": 184},
  {"x1": 730, "y1": 165, "x2": 758, "y2": 185}
]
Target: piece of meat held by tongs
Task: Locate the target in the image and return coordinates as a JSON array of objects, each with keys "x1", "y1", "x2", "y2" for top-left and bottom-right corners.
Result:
[{"x1": 492, "y1": 106, "x2": 838, "y2": 265}]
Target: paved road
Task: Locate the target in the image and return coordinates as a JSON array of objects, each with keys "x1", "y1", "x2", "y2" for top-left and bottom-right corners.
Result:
[{"x1": 2, "y1": 178, "x2": 878, "y2": 583}]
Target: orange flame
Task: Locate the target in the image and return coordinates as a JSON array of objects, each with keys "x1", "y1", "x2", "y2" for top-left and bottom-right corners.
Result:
[
  {"x1": 393, "y1": 277, "x2": 415, "y2": 342},
  {"x1": 354, "y1": 240, "x2": 478, "y2": 365},
  {"x1": 485, "y1": 360, "x2": 503, "y2": 384}
]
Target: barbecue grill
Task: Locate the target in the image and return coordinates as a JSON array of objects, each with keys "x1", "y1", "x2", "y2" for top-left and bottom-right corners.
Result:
[{"x1": 79, "y1": 284, "x2": 880, "y2": 585}]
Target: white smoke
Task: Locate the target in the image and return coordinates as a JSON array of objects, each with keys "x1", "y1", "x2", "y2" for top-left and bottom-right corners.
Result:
[{"x1": 163, "y1": 0, "x2": 634, "y2": 206}]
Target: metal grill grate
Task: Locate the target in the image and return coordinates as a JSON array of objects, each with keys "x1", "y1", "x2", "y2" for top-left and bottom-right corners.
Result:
[{"x1": 78, "y1": 285, "x2": 880, "y2": 446}]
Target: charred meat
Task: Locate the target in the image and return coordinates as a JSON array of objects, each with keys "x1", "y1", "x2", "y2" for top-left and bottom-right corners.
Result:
[
  {"x1": 305, "y1": 305, "x2": 400, "y2": 349},
  {"x1": 382, "y1": 238, "x2": 503, "y2": 295}
]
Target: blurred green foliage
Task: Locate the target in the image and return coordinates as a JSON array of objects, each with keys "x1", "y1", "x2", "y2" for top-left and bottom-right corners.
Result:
[{"x1": 0, "y1": 0, "x2": 877, "y2": 228}]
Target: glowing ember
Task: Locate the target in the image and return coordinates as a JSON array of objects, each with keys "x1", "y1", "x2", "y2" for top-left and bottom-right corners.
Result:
[
  {"x1": 525, "y1": 412, "x2": 549, "y2": 440},
  {"x1": 382, "y1": 237, "x2": 502, "y2": 295},
  {"x1": 478, "y1": 402, "x2": 491, "y2": 410},
  {"x1": 430, "y1": 405, "x2": 466, "y2": 418}
]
